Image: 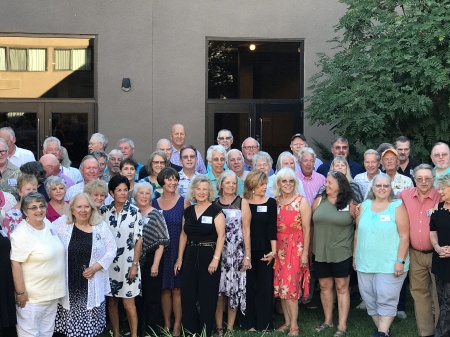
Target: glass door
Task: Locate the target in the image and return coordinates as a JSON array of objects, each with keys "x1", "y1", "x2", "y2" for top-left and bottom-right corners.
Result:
[{"x1": 0, "y1": 102, "x2": 95, "y2": 165}]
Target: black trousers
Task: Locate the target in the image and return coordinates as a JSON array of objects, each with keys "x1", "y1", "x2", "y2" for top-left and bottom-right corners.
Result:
[
  {"x1": 435, "y1": 276, "x2": 450, "y2": 337},
  {"x1": 138, "y1": 251, "x2": 164, "y2": 336},
  {"x1": 181, "y1": 245, "x2": 221, "y2": 337},
  {"x1": 240, "y1": 250, "x2": 274, "y2": 331}
]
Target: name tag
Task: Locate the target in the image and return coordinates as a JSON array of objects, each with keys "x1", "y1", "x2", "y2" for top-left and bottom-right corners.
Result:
[
  {"x1": 8, "y1": 178, "x2": 17, "y2": 186},
  {"x1": 201, "y1": 216, "x2": 213, "y2": 224},
  {"x1": 257, "y1": 206, "x2": 268, "y2": 213},
  {"x1": 426, "y1": 209, "x2": 433, "y2": 217},
  {"x1": 339, "y1": 205, "x2": 349, "y2": 212},
  {"x1": 380, "y1": 215, "x2": 391, "y2": 222}
]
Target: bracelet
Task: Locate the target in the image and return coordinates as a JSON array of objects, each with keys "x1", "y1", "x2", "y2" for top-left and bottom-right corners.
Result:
[
  {"x1": 16, "y1": 290, "x2": 26, "y2": 296},
  {"x1": 213, "y1": 255, "x2": 220, "y2": 260},
  {"x1": 396, "y1": 258, "x2": 405, "y2": 264},
  {"x1": 245, "y1": 256, "x2": 251, "y2": 260},
  {"x1": 132, "y1": 262, "x2": 139, "y2": 266}
]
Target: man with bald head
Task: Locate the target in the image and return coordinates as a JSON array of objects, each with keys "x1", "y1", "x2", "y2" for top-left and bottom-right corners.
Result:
[
  {"x1": 169, "y1": 124, "x2": 206, "y2": 174},
  {"x1": 39, "y1": 154, "x2": 74, "y2": 189}
]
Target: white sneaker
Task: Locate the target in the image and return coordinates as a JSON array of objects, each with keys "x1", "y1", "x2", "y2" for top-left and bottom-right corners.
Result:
[
  {"x1": 356, "y1": 300, "x2": 367, "y2": 309},
  {"x1": 397, "y1": 310, "x2": 407, "y2": 319}
]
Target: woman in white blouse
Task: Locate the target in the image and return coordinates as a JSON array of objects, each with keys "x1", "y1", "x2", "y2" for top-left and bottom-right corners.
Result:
[{"x1": 51, "y1": 193, "x2": 117, "y2": 337}]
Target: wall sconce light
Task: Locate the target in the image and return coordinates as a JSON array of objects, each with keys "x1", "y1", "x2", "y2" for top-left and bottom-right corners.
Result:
[
  {"x1": 121, "y1": 78, "x2": 131, "y2": 92},
  {"x1": 249, "y1": 44, "x2": 256, "y2": 51}
]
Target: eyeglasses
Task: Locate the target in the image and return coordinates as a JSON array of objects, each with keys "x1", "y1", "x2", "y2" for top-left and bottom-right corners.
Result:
[
  {"x1": 256, "y1": 163, "x2": 269, "y2": 169},
  {"x1": 333, "y1": 146, "x2": 348, "y2": 151},
  {"x1": 374, "y1": 184, "x2": 390, "y2": 189},
  {"x1": 281, "y1": 179, "x2": 295, "y2": 185},
  {"x1": 27, "y1": 205, "x2": 46, "y2": 211},
  {"x1": 415, "y1": 177, "x2": 433, "y2": 183},
  {"x1": 433, "y1": 152, "x2": 449, "y2": 158},
  {"x1": 181, "y1": 155, "x2": 196, "y2": 160},
  {"x1": 242, "y1": 146, "x2": 259, "y2": 151},
  {"x1": 218, "y1": 137, "x2": 232, "y2": 141},
  {"x1": 0, "y1": 150, "x2": 7, "y2": 156},
  {"x1": 152, "y1": 161, "x2": 165, "y2": 165},
  {"x1": 212, "y1": 157, "x2": 225, "y2": 162}
]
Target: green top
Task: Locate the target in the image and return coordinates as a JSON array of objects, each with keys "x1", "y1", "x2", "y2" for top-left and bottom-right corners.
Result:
[{"x1": 312, "y1": 197, "x2": 354, "y2": 263}]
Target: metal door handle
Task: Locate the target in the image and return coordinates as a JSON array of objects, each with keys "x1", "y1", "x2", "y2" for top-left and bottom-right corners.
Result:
[
  {"x1": 248, "y1": 118, "x2": 252, "y2": 137},
  {"x1": 259, "y1": 118, "x2": 263, "y2": 150},
  {"x1": 37, "y1": 118, "x2": 40, "y2": 158},
  {"x1": 49, "y1": 118, "x2": 52, "y2": 137}
]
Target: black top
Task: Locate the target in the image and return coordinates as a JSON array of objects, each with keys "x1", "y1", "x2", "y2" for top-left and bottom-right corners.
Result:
[
  {"x1": 317, "y1": 159, "x2": 365, "y2": 179},
  {"x1": 248, "y1": 198, "x2": 277, "y2": 251},
  {"x1": 430, "y1": 202, "x2": 450, "y2": 282},
  {"x1": 397, "y1": 158, "x2": 421, "y2": 182},
  {"x1": 184, "y1": 203, "x2": 223, "y2": 242},
  {"x1": 0, "y1": 234, "x2": 16, "y2": 328}
]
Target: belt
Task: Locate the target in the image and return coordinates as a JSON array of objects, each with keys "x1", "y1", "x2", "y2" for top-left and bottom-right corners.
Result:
[
  {"x1": 187, "y1": 241, "x2": 216, "y2": 247},
  {"x1": 420, "y1": 250, "x2": 433, "y2": 254}
]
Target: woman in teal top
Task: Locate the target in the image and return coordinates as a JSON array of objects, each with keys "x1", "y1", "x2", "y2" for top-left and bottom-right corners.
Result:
[{"x1": 355, "y1": 174, "x2": 409, "y2": 337}]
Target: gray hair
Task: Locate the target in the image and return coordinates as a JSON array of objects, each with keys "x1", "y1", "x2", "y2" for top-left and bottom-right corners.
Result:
[
  {"x1": 241, "y1": 137, "x2": 260, "y2": 149},
  {"x1": 21, "y1": 191, "x2": 47, "y2": 215},
  {"x1": 364, "y1": 149, "x2": 380, "y2": 161},
  {"x1": 331, "y1": 136, "x2": 348, "y2": 146},
  {"x1": 413, "y1": 163, "x2": 435, "y2": 179},
  {"x1": 92, "y1": 150, "x2": 108, "y2": 162},
  {"x1": 207, "y1": 145, "x2": 227, "y2": 162},
  {"x1": 0, "y1": 138, "x2": 8, "y2": 151},
  {"x1": 43, "y1": 137, "x2": 61, "y2": 150},
  {"x1": 431, "y1": 142, "x2": 450, "y2": 154},
  {"x1": 45, "y1": 176, "x2": 66, "y2": 195},
  {"x1": 84, "y1": 180, "x2": 108, "y2": 196},
  {"x1": 276, "y1": 151, "x2": 298, "y2": 172},
  {"x1": 436, "y1": 173, "x2": 450, "y2": 188},
  {"x1": 252, "y1": 151, "x2": 273, "y2": 169},
  {"x1": 217, "y1": 129, "x2": 233, "y2": 139},
  {"x1": 132, "y1": 181, "x2": 154, "y2": 199},
  {"x1": 60, "y1": 146, "x2": 71, "y2": 167},
  {"x1": 299, "y1": 147, "x2": 316, "y2": 161},
  {"x1": 272, "y1": 167, "x2": 300, "y2": 197},
  {"x1": 156, "y1": 138, "x2": 171, "y2": 149},
  {"x1": 108, "y1": 149, "x2": 124, "y2": 158},
  {"x1": 0, "y1": 127, "x2": 15, "y2": 139},
  {"x1": 376, "y1": 143, "x2": 394, "y2": 156},
  {"x1": 226, "y1": 149, "x2": 244, "y2": 163},
  {"x1": 366, "y1": 174, "x2": 395, "y2": 201},
  {"x1": 117, "y1": 138, "x2": 135, "y2": 149},
  {"x1": 91, "y1": 133, "x2": 108, "y2": 150},
  {"x1": 216, "y1": 171, "x2": 238, "y2": 197},
  {"x1": 187, "y1": 175, "x2": 217, "y2": 203}
]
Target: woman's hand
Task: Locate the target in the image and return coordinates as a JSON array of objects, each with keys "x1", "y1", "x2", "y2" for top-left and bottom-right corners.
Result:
[
  {"x1": 128, "y1": 264, "x2": 138, "y2": 280},
  {"x1": 261, "y1": 251, "x2": 275, "y2": 265},
  {"x1": 208, "y1": 258, "x2": 219, "y2": 275},
  {"x1": 150, "y1": 263, "x2": 159, "y2": 277},
  {"x1": 437, "y1": 245, "x2": 450, "y2": 258},
  {"x1": 174, "y1": 259, "x2": 182, "y2": 276},
  {"x1": 242, "y1": 257, "x2": 252, "y2": 271},
  {"x1": 16, "y1": 292, "x2": 28, "y2": 308},
  {"x1": 82, "y1": 265, "x2": 99, "y2": 280},
  {"x1": 300, "y1": 252, "x2": 308, "y2": 268},
  {"x1": 394, "y1": 262, "x2": 404, "y2": 277}
]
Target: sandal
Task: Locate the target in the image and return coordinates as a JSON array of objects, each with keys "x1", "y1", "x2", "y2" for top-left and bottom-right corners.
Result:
[
  {"x1": 288, "y1": 327, "x2": 299, "y2": 336},
  {"x1": 333, "y1": 330, "x2": 347, "y2": 337},
  {"x1": 315, "y1": 323, "x2": 333, "y2": 333},
  {"x1": 276, "y1": 324, "x2": 291, "y2": 332}
]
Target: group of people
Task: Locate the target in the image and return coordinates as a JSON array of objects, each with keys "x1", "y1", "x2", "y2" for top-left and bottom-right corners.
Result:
[{"x1": 0, "y1": 123, "x2": 449, "y2": 337}]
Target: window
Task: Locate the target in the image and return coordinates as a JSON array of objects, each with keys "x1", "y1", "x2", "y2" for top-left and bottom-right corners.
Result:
[
  {"x1": 7, "y1": 48, "x2": 47, "y2": 71},
  {"x1": 54, "y1": 48, "x2": 92, "y2": 71},
  {"x1": 0, "y1": 47, "x2": 6, "y2": 71}
]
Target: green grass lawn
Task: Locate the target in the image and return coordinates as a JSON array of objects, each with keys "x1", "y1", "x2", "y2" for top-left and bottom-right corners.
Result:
[{"x1": 100, "y1": 291, "x2": 419, "y2": 337}]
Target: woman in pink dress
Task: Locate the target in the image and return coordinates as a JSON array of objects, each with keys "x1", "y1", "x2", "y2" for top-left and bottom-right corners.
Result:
[
  {"x1": 45, "y1": 176, "x2": 69, "y2": 222},
  {"x1": 272, "y1": 168, "x2": 311, "y2": 337}
]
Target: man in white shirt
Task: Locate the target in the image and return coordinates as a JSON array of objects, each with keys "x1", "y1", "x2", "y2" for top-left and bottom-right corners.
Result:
[
  {"x1": 0, "y1": 126, "x2": 35, "y2": 167},
  {"x1": 178, "y1": 145, "x2": 201, "y2": 198},
  {"x1": 354, "y1": 149, "x2": 382, "y2": 198}
]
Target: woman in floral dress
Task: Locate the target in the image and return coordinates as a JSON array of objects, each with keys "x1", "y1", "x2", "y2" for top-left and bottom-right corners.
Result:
[
  {"x1": 272, "y1": 168, "x2": 311, "y2": 337},
  {"x1": 214, "y1": 171, "x2": 251, "y2": 334},
  {"x1": 100, "y1": 175, "x2": 142, "y2": 337}
]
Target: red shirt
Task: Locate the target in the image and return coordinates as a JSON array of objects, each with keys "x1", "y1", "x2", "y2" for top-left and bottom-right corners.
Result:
[{"x1": 399, "y1": 187, "x2": 441, "y2": 251}]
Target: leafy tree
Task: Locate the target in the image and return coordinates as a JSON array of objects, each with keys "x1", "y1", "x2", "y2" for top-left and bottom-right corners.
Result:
[{"x1": 306, "y1": 0, "x2": 450, "y2": 161}]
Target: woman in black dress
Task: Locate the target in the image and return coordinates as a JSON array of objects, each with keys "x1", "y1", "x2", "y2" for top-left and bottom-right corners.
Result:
[
  {"x1": 430, "y1": 174, "x2": 450, "y2": 337},
  {"x1": 241, "y1": 170, "x2": 277, "y2": 331},
  {"x1": 0, "y1": 230, "x2": 16, "y2": 337},
  {"x1": 174, "y1": 175, "x2": 226, "y2": 337}
]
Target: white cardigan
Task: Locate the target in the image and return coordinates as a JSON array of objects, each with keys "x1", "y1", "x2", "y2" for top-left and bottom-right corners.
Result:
[{"x1": 51, "y1": 216, "x2": 117, "y2": 310}]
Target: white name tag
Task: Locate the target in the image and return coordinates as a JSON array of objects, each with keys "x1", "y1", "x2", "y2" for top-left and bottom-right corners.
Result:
[
  {"x1": 8, "y1": 178, "x2": 17, "y2": 186},
  {"x1": 380, "y1": 215, "x2": 391, "y2": 222},
  {"x1": 339, "y1": 205, "x2": 350, "y2": 212},
  {"x1": 257, "y1": 206, "x2": 268, "y2": 213},
  {"x1": 201, "y1": 216, "x2": 213, "y2": 224}
]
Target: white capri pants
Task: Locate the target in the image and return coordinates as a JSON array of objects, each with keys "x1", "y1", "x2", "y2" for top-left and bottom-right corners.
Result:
[
  {"x1": 16, "y1": 299, "x2": 59, "y2": 337},
  {"x1": 357, "y1": 272, "x2": 406, "y2": 317}
]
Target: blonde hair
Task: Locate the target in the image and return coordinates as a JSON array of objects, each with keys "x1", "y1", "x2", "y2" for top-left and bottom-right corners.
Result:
[
  {"x1": 330, "y1": 156, "x2": 353, "y2": 182},
  {"x1": 187, "y1": 175, "x2": 216, "y2": 203},
  {"x1": 68, "y1": 193, "x2": 103, "y2": 226}
]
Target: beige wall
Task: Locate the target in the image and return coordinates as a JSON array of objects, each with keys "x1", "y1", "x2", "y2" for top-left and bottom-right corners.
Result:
[{"x1": 0, "y1": 0, "x2": 345, "y2": 163}]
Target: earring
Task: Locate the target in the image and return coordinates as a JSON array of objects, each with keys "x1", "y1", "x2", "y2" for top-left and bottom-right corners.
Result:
[{"x1": 252, "y1": 190, "x2": 255, "y2": 193}]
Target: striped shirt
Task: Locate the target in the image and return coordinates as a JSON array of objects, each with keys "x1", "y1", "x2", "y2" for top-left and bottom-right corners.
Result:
[{"x1": 296, "y1": 170, "x2": 326, "y2": 206}]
